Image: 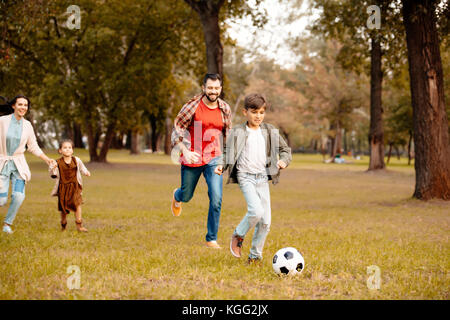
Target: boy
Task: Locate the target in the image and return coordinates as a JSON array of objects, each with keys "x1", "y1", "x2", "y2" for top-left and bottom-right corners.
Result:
[{"x1": 215, "y1": 93, "x2": 292, "y2": 263}]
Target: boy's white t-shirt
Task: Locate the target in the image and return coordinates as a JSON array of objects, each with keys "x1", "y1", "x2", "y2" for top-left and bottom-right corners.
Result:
[{"x1": 236, "y1": 125, "x2": 267, "y2": 174}]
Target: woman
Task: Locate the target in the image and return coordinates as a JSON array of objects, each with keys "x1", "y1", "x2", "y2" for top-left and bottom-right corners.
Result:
[{"x1": 0, "y1": 95, "x2": 55, "y2": 234}]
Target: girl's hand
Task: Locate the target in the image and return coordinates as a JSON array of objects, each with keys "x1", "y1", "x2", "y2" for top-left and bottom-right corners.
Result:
[
  {"x1": 47, "y1": 158, "x2": 57, "y2": 167},
  {"x1": 86, "y1": 171, "x2": 91, "y2": 177}
]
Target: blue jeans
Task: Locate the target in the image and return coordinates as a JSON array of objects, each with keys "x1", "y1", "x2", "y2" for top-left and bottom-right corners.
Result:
[
  {"x1": 235, "y1": 172, "x2": 271, "y2": 259},
  {"x1": 174, "y1": 156, "x2": 223, "y2": 242},
  {"x1": 0, "y1": 171, "x2": 26, "y2": 225}
]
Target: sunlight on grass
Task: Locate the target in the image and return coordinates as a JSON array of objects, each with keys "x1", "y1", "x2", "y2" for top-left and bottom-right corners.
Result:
[{"x1": 0, "y1": 150, "x2": 447, "y2": 299}]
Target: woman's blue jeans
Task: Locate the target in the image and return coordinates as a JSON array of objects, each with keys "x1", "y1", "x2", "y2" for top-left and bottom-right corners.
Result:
[
  {"x1": 0, "y1": 171, "x2": 26, "y2": 225},
  {"x1": 174, "y1": 156, "x2": 223, "y2": 242}
]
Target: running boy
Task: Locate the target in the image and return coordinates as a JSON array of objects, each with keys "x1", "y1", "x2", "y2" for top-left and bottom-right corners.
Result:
[{"x1": 214, "y1": 93, "x2": 292, "y2": 263}]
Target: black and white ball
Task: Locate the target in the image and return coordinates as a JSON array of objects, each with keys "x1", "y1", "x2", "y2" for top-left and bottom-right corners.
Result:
[{"x1": 272, "y1": 247, "x2": 305, "y2": 276}]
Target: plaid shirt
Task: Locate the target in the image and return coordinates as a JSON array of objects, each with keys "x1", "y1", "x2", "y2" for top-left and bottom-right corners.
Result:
[{"x1": 171, "y1": 93, "x2": 232, "y2": 151}]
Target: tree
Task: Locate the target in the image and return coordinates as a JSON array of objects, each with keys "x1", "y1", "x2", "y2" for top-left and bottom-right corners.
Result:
[
  {"x1": 402, "y1": 0, "x2": 450, "y2": 200},
  {"x1": 310, "y1": 0, "x2": 405, "y2": 170},
  {"x1": 183, "y1": 0, "x2": 266, "y2": 89},
  {"x1": 1, "y1": 0, "x2": 206, "y2": 162}
]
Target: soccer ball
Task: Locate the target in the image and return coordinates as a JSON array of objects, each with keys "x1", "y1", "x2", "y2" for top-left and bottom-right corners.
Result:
[{"x1": 272, "y1": 247, "x2": 305, "y2": 276}]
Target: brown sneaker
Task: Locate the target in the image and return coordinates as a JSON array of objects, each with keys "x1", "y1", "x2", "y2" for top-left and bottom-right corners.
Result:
[
  {"x1": 205, "y1": 240, "x2": 221, "y2": 249},
  {"x1": 230, "y1": 234, "x2": 244, "y2": 258},
  {"x1": 171, "y1": 188, "x2": 182, "y2": 217}
]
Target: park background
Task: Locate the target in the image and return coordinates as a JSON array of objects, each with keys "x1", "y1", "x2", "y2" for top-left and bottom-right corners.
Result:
[{"x1": 0, "y1": 0, "x2": 449, "y2": 299}]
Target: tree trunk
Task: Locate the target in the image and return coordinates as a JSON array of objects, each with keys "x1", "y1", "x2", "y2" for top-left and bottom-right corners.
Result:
[
  {"x1": 403, "y1": 0, "x2": 450, "y2": 200},
  {"x1": 387, "y1": 142, "x2": 393, "y2": 164},
  {"x1": 185, "y1": 0, "x2": 225, "y2": 84},
  {"x1": 368, "y1": 36, "x2": 386, "y2": 171},
  {"x1": 130, "y1": 130, "x2": 140, "y2": 155},
  {"x1": 73, "y1": 122, "x2": 84, "y2": 148},
  {"x1": 149, "y1": 115, "x2": 160, "y2": 153},
  {"x1": 98, "y1": 123, "x2": 116, "y2": 163},
  {"x1": 407, "y1": 130, "x2": 413, "y2": 165},
  {"x1": 164, "y1": 114, "x2": 173, "y2": 155},
  {"x1": 85, "y1": 121, "x2": 99, "y2": 162}
]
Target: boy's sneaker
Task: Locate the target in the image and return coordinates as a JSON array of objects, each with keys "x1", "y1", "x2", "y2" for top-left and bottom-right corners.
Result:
[
  {"x1": 205, "y1": 240, "x2": 221, "y2": 249},
  {"x1": 2, "y1": 225, "x2": 13, "y2": 234},
  {"x1": 247, "y1": 257, "x2": 262, "y2": 265},
  {"x1": 171, "y1": 189, "x2": 182, "y2": 217},
  {"x1": 230, "y1": 234, "x2": 244, "y2": 258}
]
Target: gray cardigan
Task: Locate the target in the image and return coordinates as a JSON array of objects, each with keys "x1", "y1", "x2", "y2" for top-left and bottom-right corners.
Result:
[{"x1": 220, "y1": 122, "x2": 292, "y2": 185}]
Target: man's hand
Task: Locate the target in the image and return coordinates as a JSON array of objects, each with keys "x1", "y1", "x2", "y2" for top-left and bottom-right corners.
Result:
[
  {"x1": 178, "y1": 143, "x2": 201, "y2": 164},
  {"x1": 183, "y1": 150, "x2": 201, "y2": 164},
  {"x1": 277, "y1": 160, "x2": 287, "y2": 169},
  {"x1": 214, "y1": 165, "x2": 223, "y2": 175}
]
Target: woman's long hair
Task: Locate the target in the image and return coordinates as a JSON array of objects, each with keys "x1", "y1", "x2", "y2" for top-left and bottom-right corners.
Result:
[{"x1": 0, "y1": 95, "x2": 31, "y2": 116}]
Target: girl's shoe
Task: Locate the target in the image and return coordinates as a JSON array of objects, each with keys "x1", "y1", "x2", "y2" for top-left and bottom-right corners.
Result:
[
  {"x1": 75, "y1": 220, "x2": 88, "y2": 232},
  {"x1": 2, "y1": 225, "x2": 13, "y2": 234}
]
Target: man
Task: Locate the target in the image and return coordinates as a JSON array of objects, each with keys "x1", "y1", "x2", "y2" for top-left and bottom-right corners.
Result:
[{"x1": 171, "y1": 74, "x2": 232, "y2": 248}]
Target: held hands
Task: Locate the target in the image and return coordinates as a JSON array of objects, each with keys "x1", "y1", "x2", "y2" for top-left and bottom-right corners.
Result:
[
  {"x1": 277, "y1": 160, "x2": 287, "y2": 169},
  {"x1": 46, "y1": 158, "x2": 57, "y2": 167},
  {"x1": 214, "y1": 165, "x2": 223, "y2": 176}
]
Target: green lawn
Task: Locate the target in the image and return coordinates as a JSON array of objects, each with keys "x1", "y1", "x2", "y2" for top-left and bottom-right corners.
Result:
[{"x1": 0, "y1": 149, "x2": 448, "y2": 299}]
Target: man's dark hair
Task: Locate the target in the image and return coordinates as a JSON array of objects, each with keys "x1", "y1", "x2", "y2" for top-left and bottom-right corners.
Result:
[
  {"x1": 244, "y1": 93, "x2": 267, "y2": 110},
  {"x1": 203, "y1": 73, "x2": 222, "y2": 86}
]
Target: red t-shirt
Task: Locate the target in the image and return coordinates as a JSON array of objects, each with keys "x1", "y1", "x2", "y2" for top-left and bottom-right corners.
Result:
[{"x1": 182, "y1": 99, "x2": 224, "y2": 167}]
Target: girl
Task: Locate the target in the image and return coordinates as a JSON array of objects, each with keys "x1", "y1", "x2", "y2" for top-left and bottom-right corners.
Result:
[
  {"x1": 0, "y1": 95, "x2": 56, "y2": 234},
  {"x1": 50, "y1": 139, "x2": 90, "y2": 232}
]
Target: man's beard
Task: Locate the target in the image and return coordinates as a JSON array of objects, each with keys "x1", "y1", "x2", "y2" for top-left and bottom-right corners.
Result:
[{"x1": 205, "y1": 93, "x2": 218, "y2": 102}]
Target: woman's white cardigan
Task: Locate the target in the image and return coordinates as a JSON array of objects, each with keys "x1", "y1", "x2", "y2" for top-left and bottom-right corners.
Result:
[{"x1": 0, "y1": 114, "x2": 43, "y2": 182}]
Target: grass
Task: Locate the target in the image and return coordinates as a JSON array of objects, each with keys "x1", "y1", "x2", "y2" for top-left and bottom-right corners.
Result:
[{"x1": 0, "y1": 149, "x2": 448, "y2": 299}]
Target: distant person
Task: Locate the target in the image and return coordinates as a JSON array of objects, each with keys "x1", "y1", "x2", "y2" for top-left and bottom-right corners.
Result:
[
  {"x1": 215, "y1": 93, "x2": 292, "y2": 263},
  {"x1": 0, "y1": 95, "x2": 56, "y2": 234},
  {"x1": 49, "y1": 139, "x2": 91, "y2": 232},
  {"x1": 171, "y1": 73, "x2": 232, "y2": 248}
]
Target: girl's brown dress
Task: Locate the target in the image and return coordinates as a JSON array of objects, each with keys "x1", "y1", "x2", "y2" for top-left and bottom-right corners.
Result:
[{"x1": 57, "y1": 157, "x2": 82, "y2": 214}]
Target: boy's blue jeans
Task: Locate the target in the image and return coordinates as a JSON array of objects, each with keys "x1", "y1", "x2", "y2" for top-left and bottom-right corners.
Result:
[
  {"x1": 235, "y1": 172, "x2": 271, "y2": 259},
  {"x1": 174, "y1": 156, "x2": 223, "y2": 242},
  {"x1": 0, "y1": 171, "x2": 26, "y2": 225}
]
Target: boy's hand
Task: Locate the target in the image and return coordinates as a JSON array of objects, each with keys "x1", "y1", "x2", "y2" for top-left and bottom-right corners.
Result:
[
  {"x1": 277, "y1": 160, "x2": 287, "y2": 169},
  {"x1": 214, "y1": 165, "x2": 223, "y2": 175}
]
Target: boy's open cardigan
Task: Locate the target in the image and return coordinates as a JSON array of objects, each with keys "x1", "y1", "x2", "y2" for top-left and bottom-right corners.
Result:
[
  {"x1": 219, "y1": 122, "x2": 292, "y2": 185},
  {"x1": 0, "y1": 114, "x2": 43, "y2": 183}
]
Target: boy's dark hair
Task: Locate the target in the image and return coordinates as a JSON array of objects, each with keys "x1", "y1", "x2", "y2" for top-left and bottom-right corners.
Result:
[
  {"x1": 244, "y1": 93, "x2": 267, "y2": 110},
  {"x1": 203, "y1": 73, "x2": 222, "y2": 86},
  {"x1": 59, "y1": 139, "x2": 74, "y2": 150}
]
